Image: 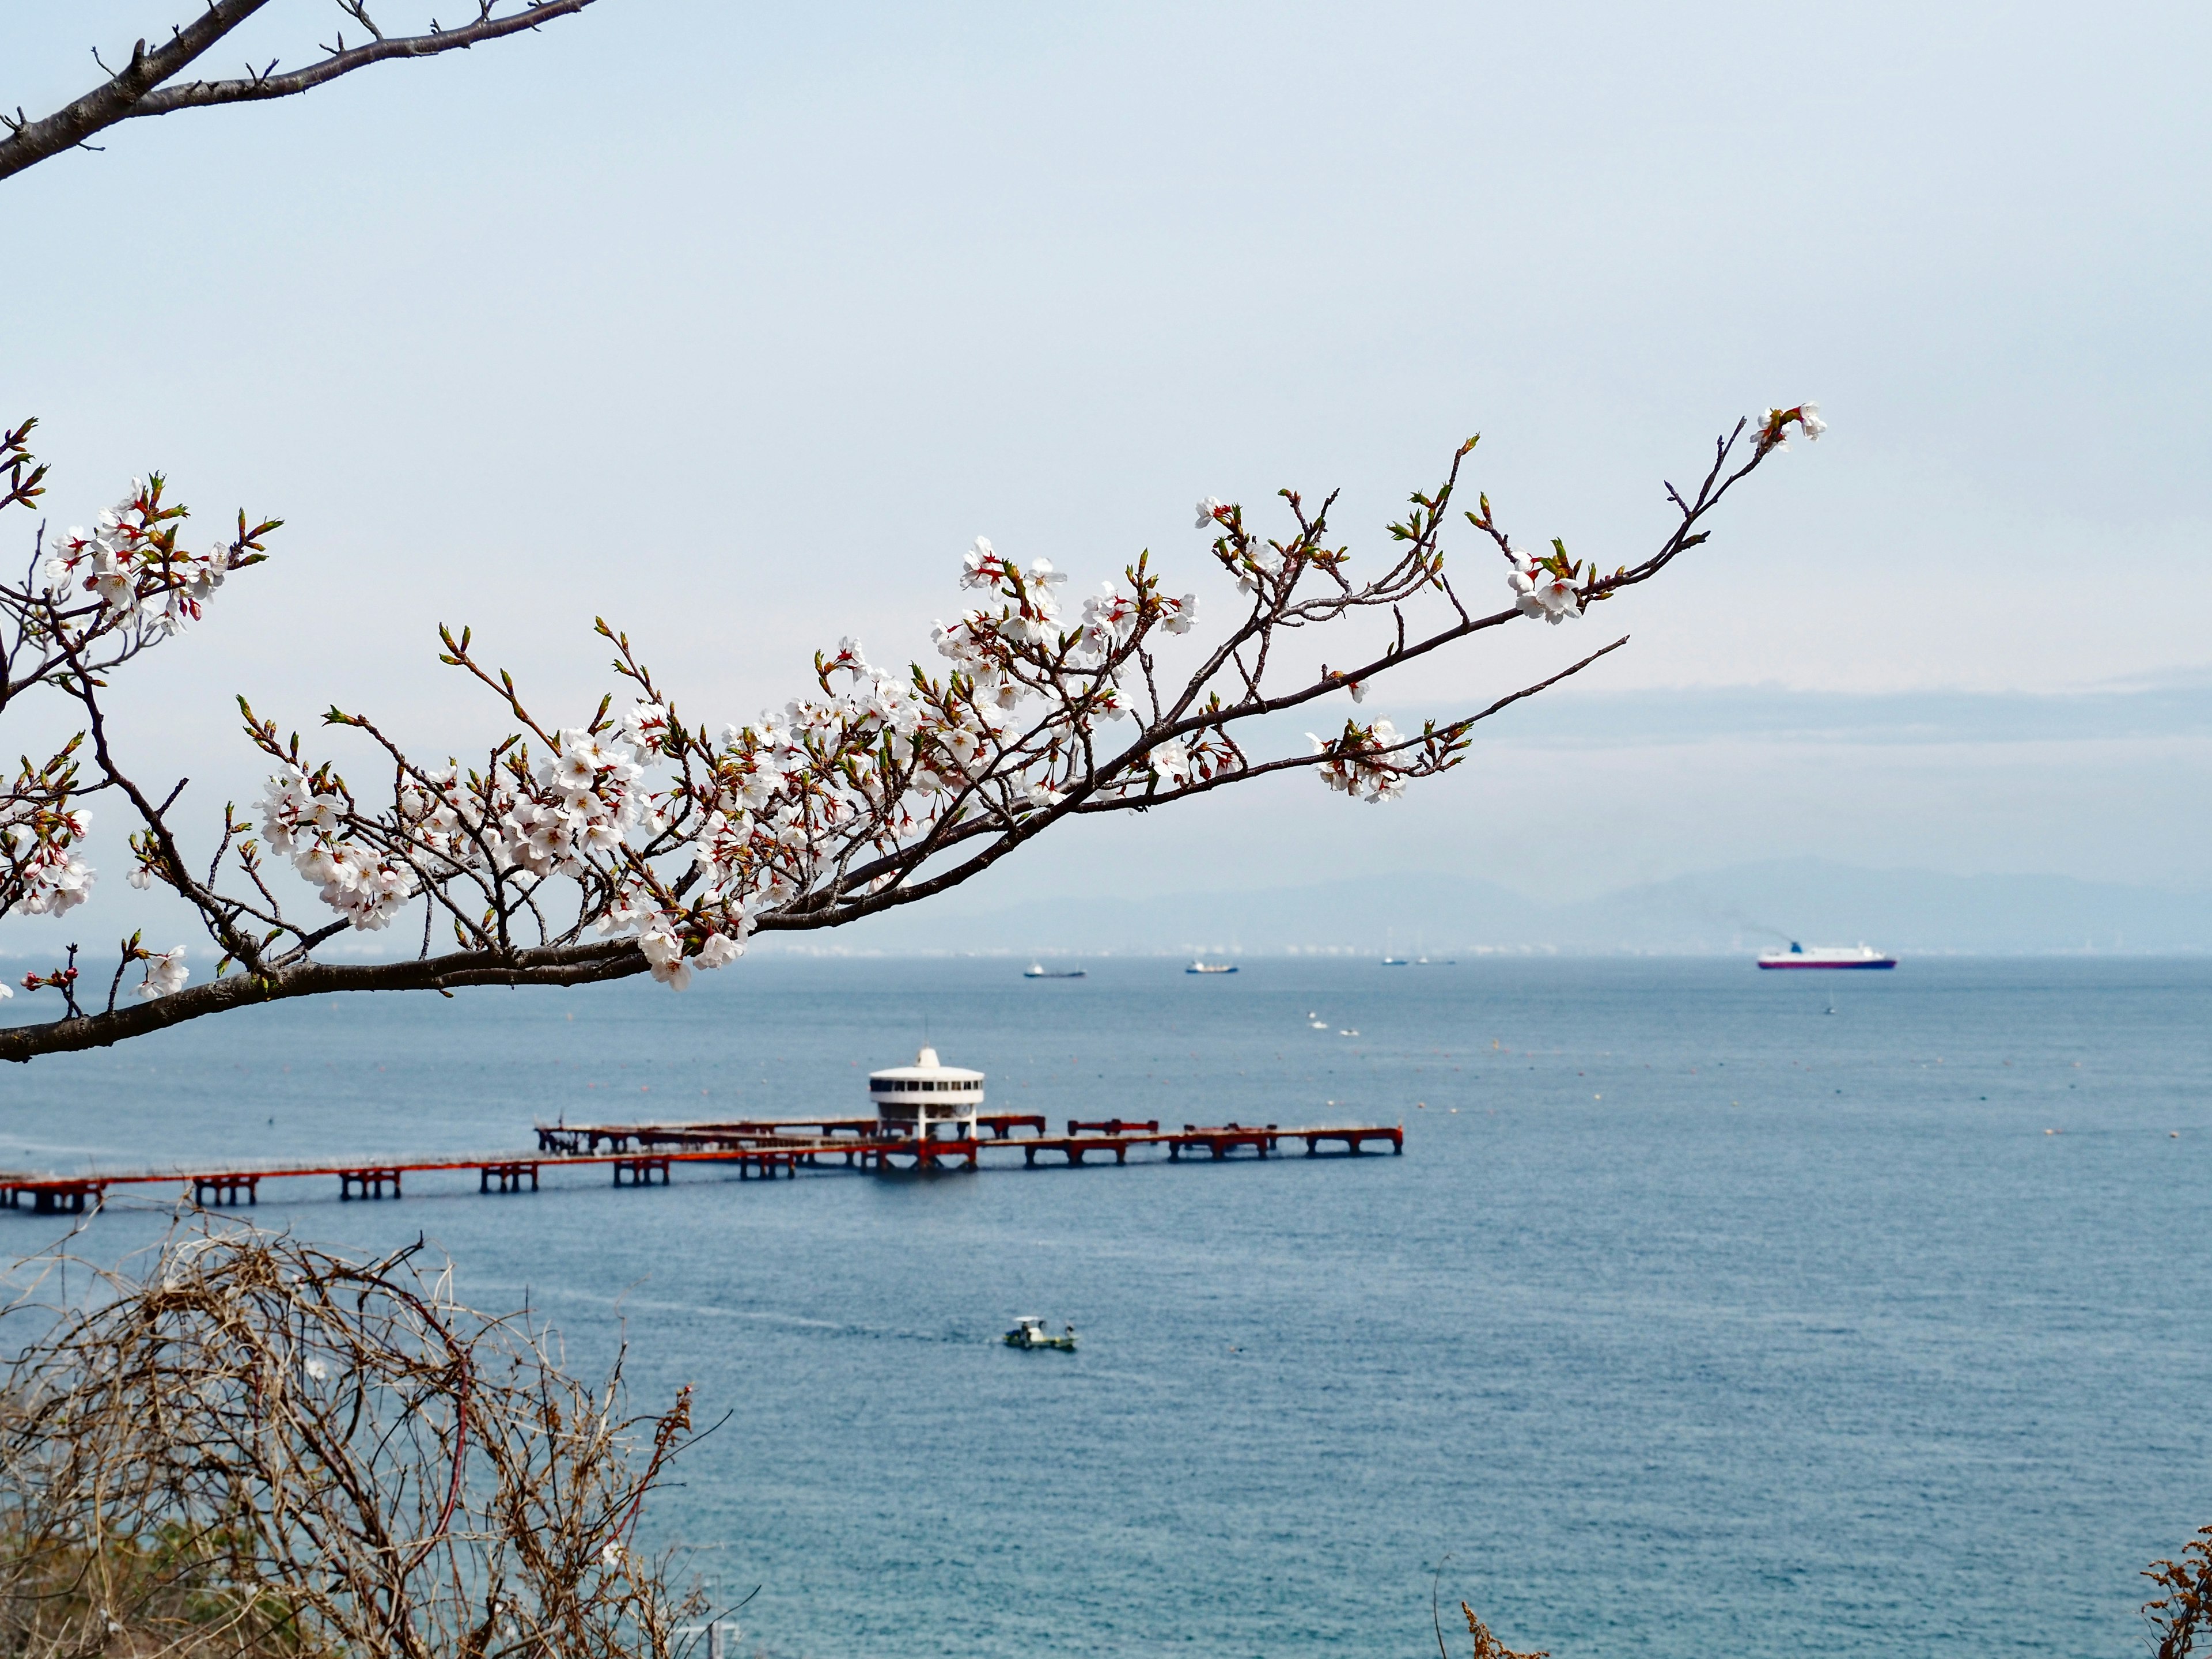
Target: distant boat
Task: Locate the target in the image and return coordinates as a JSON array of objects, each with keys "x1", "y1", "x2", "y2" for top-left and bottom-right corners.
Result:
[
  {"x1": 1003, "y1": 1316, "x2": 1078, "y2": 1351},
  {"x1": 1023, "y1": 963, "x2": 1087, "y2": 979},
  {"x1": 1381, "y1": 956, "x2": 1410, "y2": 967},
  {"x1": 1187, "y1": 960, "x2": 1238, "y2": 975},
  {"x1": 1757, "y1": 942, "x2": 1897, "y2": 970}
]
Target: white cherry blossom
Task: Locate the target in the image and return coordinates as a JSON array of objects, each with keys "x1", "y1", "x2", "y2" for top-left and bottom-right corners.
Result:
[
  {"x1": 136, "y1": 947, "x2": 190, "y2": 1000},
  {"x1": 636, "y1": 923, "x2": 691, "y2": 988},
  {"x1": 1752, "y1": 402, "x2": 1827, "y2": 454},
  {"x1": 695, "y1": 932, "x2": 744, "y2": 969},
  {"x1": 621, "y1": 702, "x2": 670, "y2": 753},
  {"x1": 1149, "y1": 738, "x2": 1192, "y2": 787},
  {"x1": 1531, "y1": 577, "x2": 1582, "y2": 623}
]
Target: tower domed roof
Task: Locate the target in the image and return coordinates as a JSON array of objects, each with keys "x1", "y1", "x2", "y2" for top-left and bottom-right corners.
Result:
[{"x1": 868, "y1": 1046, "x2": 984, "y2": 1085}]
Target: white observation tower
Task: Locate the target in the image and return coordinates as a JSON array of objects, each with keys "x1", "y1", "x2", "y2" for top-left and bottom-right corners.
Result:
[{"x1": 868, "y1": 1046, "x2": 984, "y2": 1142}]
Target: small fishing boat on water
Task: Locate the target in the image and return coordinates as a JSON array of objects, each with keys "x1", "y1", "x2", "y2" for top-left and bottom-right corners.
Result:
[
  {"x1": 1023, "y1": 963, "x2": 1087, "y2": 978},
  {"x1": 1003, "y1": 1316, "x2": 1078, "y2": 1351},
  {"x1": 1187, "y1": 960, "x2": 1238, "y2": 974}
]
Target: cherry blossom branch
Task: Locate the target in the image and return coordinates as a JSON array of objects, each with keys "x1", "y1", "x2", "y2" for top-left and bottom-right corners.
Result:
[
  {"x1": 0, "y1": 405, "x2": 1824, "y2": 1060},
  {"x1": 1067, "y1": 634, "x2": 1633, "y2": 817},
  {"x1": 0, "y1": 2, "x2": 601, "y2": 183},
  {"x1": 0, "y1": 426, "x2": 276, "y2": 992}
]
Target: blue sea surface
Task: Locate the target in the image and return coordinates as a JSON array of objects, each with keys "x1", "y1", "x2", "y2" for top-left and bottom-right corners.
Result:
[{"x1": 2, "y1": 956, "x2": 2208, "y2": 1658}]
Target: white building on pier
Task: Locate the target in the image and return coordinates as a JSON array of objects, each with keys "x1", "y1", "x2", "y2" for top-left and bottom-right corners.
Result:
[{"x1": 868, "y1": 1047, "x2": 984, "y2": 1142}]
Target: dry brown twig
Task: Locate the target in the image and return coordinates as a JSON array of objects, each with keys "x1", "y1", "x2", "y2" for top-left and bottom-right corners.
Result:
[
  {"x1": 0, "y1": 1219, "x2": 701, "y2": 1657},
  {"x1": 1434, "y1": 1559, "x2": 1547, "y2": 1659},
  {"x1": 2147, "y1": 1525, "x2": 2212, "y2": 1659},
  {"x1": 1461, "y1": 1601, "x2": 1548, "y2": 1659}
]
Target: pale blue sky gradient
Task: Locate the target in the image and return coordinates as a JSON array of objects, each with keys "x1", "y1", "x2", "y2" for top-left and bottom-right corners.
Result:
[{"x1": 4, "y1": 2, "x2": 2207, "y2": 946}]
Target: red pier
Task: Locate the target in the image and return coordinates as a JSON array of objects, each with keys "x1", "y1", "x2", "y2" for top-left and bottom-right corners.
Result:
[
  {"x1": 538, "y1": 1115, "x2": 1404, "y2": 1171},
  {"x1": 534, "y1": 1113, "x2": 1049, "y2": 1155},
  {"x1": 0, "y1": 1140, "x2": 849, "y2": 1215},
  {"x1": 0, "y1": 1113, "x2": 1402, "y2": 1218}
]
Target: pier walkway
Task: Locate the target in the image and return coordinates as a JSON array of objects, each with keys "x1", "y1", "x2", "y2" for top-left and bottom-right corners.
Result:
[
  {"x1": 539, "y1": 1114, "x2": 1402, "y2": 1170},
  {"x1": 0, "y1": 1116, "x2": 1402, "y2": 1217}
]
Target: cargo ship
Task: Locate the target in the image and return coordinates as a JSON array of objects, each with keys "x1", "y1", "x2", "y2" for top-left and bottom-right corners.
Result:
[{"x1": 1756, "y1": 942, "x2": 1897, "y2": 970}]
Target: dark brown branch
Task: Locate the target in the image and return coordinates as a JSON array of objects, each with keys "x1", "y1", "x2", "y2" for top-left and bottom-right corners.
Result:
[
  {"x1": 0, "y1": 938, "x2": 643, "y2": 1062},
  {"x1": 1071, "y1": 634, "x2": 1631, "y2": 815},
  {"x1": 0, "y1": 1, "x2": 600, "y2": 183},
  {"x1": 60, "y1": 639, "x2": 267, "y2": 969},
  {"x1": 0, "y1": 2, "x2": 274, "y2": 180}
]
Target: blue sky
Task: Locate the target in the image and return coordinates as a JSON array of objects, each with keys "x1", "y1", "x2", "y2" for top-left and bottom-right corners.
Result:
[{"x1": 4, "y1": 1, "x2": 2207, "y2": 947}]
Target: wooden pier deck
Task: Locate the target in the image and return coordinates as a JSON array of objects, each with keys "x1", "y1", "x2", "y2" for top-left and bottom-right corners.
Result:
[
  {"x1": 538, "y1": 1116, "x2": 1404, "y2": 1171},
  {"x1": 0, "y1": 1140, "x2": 852, "y2": 1214},
  {"x1": 535, "y1": 1113, "x2": 1050, "y2": 1155},
  {"x1": 0, "y1": 1116, "x2": 1402, "y2": 1216}
]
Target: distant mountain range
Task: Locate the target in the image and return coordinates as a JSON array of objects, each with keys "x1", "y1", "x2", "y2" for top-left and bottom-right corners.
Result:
[{"x1": 766, "y1": 858, "x2": 2212, "y2": 957}]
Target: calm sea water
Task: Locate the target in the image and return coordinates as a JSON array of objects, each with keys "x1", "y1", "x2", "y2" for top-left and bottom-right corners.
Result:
[{"x1": 3, "y1": 956, "x2": 2209, "y2": 1658}]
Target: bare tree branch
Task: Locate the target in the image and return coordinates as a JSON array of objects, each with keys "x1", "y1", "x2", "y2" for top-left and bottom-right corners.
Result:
[{"x1": 0, "y1": 1, "x2": 600, "y2": 183}]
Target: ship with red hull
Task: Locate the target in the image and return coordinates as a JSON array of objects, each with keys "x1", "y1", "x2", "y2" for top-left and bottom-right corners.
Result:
[{"x1": 1758, "y1": 942, "x2": 1897, "y2": 970}]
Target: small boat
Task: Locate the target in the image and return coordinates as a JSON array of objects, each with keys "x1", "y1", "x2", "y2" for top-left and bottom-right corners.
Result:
[
  {"x1": 1380, "y1": 956, "x2": 1410, "y2": 966},
  {"x1": 1023, "y1": 963, "x2": 1087, "y2": 979},
  {"x1": 1003, "y1": 1316, "x2": 1078, "y2": 1351},
  {"x1": 1756, "y1": 942, "x2": 1897, "y2": 970},
  {"x1": 1186, "y1": 960, "x2": 1238, "y2": 974}
]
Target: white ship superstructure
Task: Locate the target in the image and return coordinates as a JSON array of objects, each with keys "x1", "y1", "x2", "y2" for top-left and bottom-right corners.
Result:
[{"x1": 1756, "y1": 942, "x2": 1897, "y2": 970}]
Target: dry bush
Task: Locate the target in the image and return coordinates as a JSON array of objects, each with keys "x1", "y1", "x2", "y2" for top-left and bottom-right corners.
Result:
[
  {"x1": 1458, "y1": 1601, "x2": 1547, "y2": 1659},
  {"x1": 1434, "y1": 1571, "x2": 1546, "y2": 1659},
  {"x1": 2147, "y1": 1525, "x2": 2212, "y2": 1659},
  {"x1": 0, "y1": 1222, "x2": 703, "y2": 1657}
]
